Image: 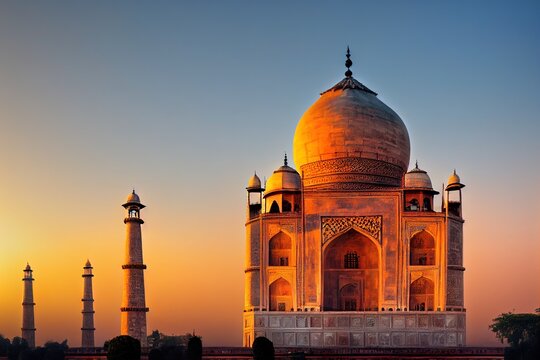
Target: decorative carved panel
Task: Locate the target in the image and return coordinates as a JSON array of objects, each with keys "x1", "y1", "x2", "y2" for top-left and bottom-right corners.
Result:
[
  {"x1": 300, "y1": 158, "x2": 405, "y2": 189},
  {"x1": 446, "y1": 270, "x2": 464, "y2": 307},
  {"x1": 302, "y1": 157, "x2": 404, "y2": 179},
  {"x1": 448, "y1": 222, "x2": 463, "y2": 266},
  {"x1": 322, "y1": 216, "x2": 382, "y2": 244},
  {"x1": 267, "y1": 223, "x2": 295, "y2": 240},
  {"x1": 406, "y1": 223, "x2": 438, "y2": 239}
]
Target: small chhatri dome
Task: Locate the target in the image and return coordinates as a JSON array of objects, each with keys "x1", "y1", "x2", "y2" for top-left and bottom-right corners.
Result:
[
  {"x1": 446, "y1": 169, "x2": 465, "y2": 191},
  {"x1": 24, "y1": 263, "x2": 32, "y2": 271},
  {"x1": 264, "y1": 155, "x2": 301, "y2": 196},
  {"x1": 123, "y1": 189, "x2": 145, "y2": 209},
  {"x1": 293, "y1": 48, "x2": 410, "y2": 189},
  {"x1": 404, "y1": 161, "x2": 433, "y2": 190},
  {"x1": 126, "y1": 189, "x2": 140, "y2": 203},
  {"x1": 247, "y1": 172, "x2": 262, "y2": 190},
  {"x1": 85, "y1": 259, "x2": 92, "y2": 268}
]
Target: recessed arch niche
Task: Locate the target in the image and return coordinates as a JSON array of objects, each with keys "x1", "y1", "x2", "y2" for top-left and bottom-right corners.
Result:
[
  {"x1": 323, "y1": 229, "x2": 379, "y2": 311},
  {"x1": 410, "y1": 230, "x2": 435, "y2": 266},
  {"x1": 269, "y1": 277, "x2": 292, "y2": 311},
  {"x1": 409, "y1": 276, "x2": 434, "y2": 311},
  {"x1": 269, "y1": 231, "x2": 292, "y2": 266}
]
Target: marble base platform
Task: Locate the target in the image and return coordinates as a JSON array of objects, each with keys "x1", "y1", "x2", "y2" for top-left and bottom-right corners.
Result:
[{"x1": 243, "y1": 311, "x2": 465, "y2": 348}]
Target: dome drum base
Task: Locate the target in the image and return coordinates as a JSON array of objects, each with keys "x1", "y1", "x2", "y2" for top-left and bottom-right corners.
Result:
[{"x1": 301, "y1": 158, "x2": 404, "y2": 190}]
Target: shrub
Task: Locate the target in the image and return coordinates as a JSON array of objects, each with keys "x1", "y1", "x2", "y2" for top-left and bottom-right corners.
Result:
[
  {"x1": 186, "y1": 336, "x2": 202, "y2": 360},
  {"x1": 252, "y1": 336, "x2": 274, "y2": 360},
  {"x1": 106, "y1": 335, "x2": 141, "y2": 360}
]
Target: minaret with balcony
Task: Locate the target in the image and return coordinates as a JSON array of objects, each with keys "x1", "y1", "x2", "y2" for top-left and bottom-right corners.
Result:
[
  {"x1": 22, "y1": 263, "x2": 36, "y2": 348},
  {"x1": 120, "y1": 190, "x2": 149, "y2": 346},
  {"x1": 81, "y1": 260, "x2": 95, "y2": 348}
]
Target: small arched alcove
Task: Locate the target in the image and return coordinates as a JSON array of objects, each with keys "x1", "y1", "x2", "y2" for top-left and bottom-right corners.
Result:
[
  {"x1": 340, "y1": 283, "x2": 360, "y2": 311},
  {"x1": 269, "y1": 277, "x2": 292, "y2": 311},
  {"x1": 269, "y1": 231, "x2": 292, "y2": 266},
  {"x1": 409, "y1": 276, "x2": 434, "y2": 311},
  {"x1": 410, "y1": 230, "x2": 435, "y2": 266},
  {"x1": 269, "y1": 200, "x2": 280, "y2": 214}
]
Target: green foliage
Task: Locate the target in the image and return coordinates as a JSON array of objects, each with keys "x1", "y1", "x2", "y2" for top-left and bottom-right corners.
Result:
[
  {"x1": 252, "y1": 336, "x2": 274, "y2": 360},
  {"x1": 106, "y1": 335, "x2": 141, "y2": 360},
  {"x1": 490, "y1": 311, "x2": 540, "y2": 360}
]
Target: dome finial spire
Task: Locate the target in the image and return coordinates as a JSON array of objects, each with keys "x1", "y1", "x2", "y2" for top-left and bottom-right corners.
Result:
[
  {"x1": 345, "y1": 46, "x2": 353, "y2": 78},
  {"x1": 284, "y1": 153, "x2": 288, "y2": 166}
]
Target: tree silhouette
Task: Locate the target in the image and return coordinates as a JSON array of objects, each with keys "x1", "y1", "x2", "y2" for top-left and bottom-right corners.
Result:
[
  {"x1": 7, "y1": 337, "x2": 28, "y2": 360},
  {"x1": 186, "y1": 336, "x2": 202, "y2": 360},
  {"x1": 0, "y1": 335, "x2": 9, "y2": 356},
  {"x1": 43, "y1": 340, "x2": 68, "y2": 360},
  {"x1": 106, "y1": 335, "x2": 141, "y2": 360},
  {"x1": 252, "y1": 337, "x2": 274, "y2": 360},
  {"x1": 148, "y1": 348, "x2": 163, "y2": 360},
  {"x1": 490, "y1": 310, "x2": 540, "y2": 360}
]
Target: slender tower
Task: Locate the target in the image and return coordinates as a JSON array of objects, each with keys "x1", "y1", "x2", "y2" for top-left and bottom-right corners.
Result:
[
  {"x1": 21, "y1": 263, "x2": 36, "y2": 348},
  {"x1": 81, "y1": 260, "x2": 95, "y2": 348},
  {"x1": 120, "y1": 190, "x2": 149, "y2": 346}
]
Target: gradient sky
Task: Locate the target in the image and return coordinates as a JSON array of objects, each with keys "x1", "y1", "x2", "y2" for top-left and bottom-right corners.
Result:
[{"x1": 0, "y1": 0, "x2": 539, "y2": 348}]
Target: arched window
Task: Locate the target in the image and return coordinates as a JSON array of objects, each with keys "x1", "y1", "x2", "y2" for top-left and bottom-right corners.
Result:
[
  {"x1": 423, "y1": 198, "x2": 431, "y2": 211},
  {"x1": 269, "y1": 278, "x2": 292, "y2": 311},
  {"x1": 339, "y1": 283, "x2": 360, "y2": 311},
  {"x1": 269, "y1": 232, "x2": 292, "y2": 266},
  {"x1": 409, "y1": 199, "x2": 419, "y2": 211},
  {"x1": 269, "y1": 200, "x2": 280, "y2": 213},
  {"x1": 409, "y1": 277, "x2": 434, "y2": 311},
  {"x1": 344, "y1": 251, "x2": 359, "y2": 269},
  {"x1": 410, "y1": 231, "x2": 435, "y2": 266},
  {"x1": 282, "y1": 200, "x2": 292, "y2": 212}
]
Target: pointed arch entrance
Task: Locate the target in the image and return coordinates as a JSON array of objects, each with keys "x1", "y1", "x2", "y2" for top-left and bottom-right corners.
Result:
[{"x1": 323, "y1": 229, "x2": 379, "y2": 311}]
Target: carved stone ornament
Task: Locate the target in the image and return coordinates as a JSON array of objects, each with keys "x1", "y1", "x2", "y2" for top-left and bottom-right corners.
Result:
[
  {"x1": 267, "y1": 223, "x2": 295, "y2": 240},
  {"x1": 407, "y1": 223, "x2": 438, "y2": 239},
  {"x1": 322, "y1": 216, "x2": 382, "y2": 244},
  {"x1": 303, "y1": 158, "x2": 404, "y2": 179}
]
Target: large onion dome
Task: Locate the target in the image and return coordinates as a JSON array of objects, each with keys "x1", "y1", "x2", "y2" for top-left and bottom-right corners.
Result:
[{"x1": 293, "y1": 48, "x2": 410, "y2": 190}]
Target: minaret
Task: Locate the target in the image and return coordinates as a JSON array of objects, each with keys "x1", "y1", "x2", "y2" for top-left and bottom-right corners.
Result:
[
  {"x1": 81, "y1": 260, "x2": 95, "y2": 348},
  {"x1": 120, "y1": 190, "x2": 149, "y2": 346},
  {"x1": 21, "y1": 263, "x2": 36, "y2": 348}
]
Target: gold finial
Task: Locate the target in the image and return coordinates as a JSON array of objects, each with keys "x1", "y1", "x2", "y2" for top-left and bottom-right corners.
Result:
[
  {"x1": 345, "y1": 46, "x2": 353, "y2": 78},
  {"x1": 284, "y1": 153, "x2": 288, "y2": 166}
]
